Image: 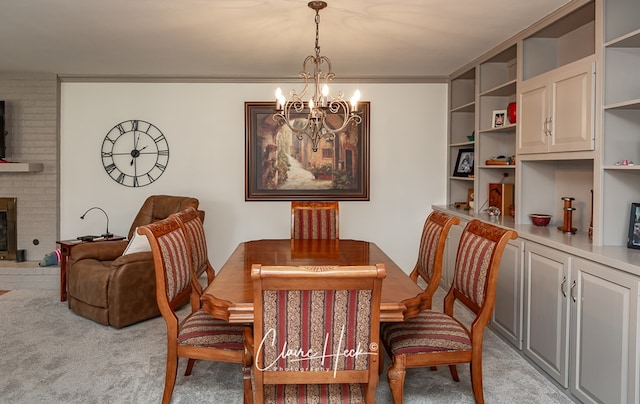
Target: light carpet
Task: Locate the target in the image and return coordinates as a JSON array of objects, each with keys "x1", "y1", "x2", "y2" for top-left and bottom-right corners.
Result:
[{"x1": 0, "y1": 289, "x2": 573, "y2": 403}]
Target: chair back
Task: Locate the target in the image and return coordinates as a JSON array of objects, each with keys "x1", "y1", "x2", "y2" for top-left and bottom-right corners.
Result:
[
  {"x1": 137, "y1": 216, "x2": 193, "y2": 326},
  {"x1": 411, "y1": 211, "x2": 460, "y2": 310},
  {"x1": 291, "y1": 201, "x2": 339, "y2": 239},
  {"x1": 128, "y1": 195, "x2": 199, "y2": 239},
  {"x1": 251, "y1": 264, "x2": 386, "y2": 403},
  {"x1": 446, "y1": 219, "x2": 517, "y2": 319},
  {"x1": 172, "y1": 207, "x2": 213, "y2": 292}
]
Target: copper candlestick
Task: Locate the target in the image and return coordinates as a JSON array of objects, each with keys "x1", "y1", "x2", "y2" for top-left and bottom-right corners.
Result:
[{"x1": 558, "y1": 196, "x2": 577, "y2": 234}]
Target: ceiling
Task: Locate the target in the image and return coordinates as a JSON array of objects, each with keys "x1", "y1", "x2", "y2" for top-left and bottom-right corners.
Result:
[{"x1": 0, "y1": 0, "x2": 571, "y2": 80}]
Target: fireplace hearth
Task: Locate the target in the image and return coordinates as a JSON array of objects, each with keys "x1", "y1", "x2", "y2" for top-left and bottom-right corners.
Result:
[{"x1": 0, "y1": 198, "x2": 17, "y2": 260}]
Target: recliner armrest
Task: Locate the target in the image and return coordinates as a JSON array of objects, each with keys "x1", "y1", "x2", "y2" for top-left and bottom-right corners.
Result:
[
  {"x1": 111, "y1": 251, "x2": 153, "y2": 267},
  {"x1": 70, "y1": 240, "x2": 128, "y2": 262}
]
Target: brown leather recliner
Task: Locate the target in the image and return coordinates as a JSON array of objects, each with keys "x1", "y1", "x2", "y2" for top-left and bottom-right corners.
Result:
[{"x1": 67, "y1": 195, "x2": 200, "y2": 329}]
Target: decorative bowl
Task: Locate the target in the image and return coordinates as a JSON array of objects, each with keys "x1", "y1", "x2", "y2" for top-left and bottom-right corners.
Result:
[{"x1": 530, "y1": 214, "x2": 552, "y2": 226}]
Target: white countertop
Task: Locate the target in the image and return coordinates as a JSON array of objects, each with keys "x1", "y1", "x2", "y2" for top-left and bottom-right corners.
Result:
[{"x1": 433, "y1": 205, "x2": 640, "y2": 277}]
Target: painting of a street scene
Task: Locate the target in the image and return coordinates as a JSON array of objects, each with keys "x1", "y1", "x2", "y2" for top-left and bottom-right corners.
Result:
[{"x1": 245, "y1": 102, "x2": 369, "y2": 201}]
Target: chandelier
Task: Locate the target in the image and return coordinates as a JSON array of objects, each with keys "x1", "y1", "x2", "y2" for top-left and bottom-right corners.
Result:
[{"x1": 274, "y1": 1, "x2": 361, "y2": 152}]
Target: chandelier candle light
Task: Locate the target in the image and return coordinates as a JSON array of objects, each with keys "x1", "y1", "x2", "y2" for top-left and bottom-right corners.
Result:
[{"x1": 274, "y1": 1, "x2": 361, "y2": 152}]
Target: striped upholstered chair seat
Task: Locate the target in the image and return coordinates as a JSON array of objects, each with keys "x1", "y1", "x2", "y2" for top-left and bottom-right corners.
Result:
[
  {"x1": 381, "y1": 310, "x2": 471, "y2": 355},
  {"x1": 251, "y1": 264, "x2": 386, "y2": 404},
  {"x1": 291, "y1": 201, "x2": 339, "y2": 239},
  {"x1": 176, "y1": 309, "x2": 245, "y2": 349},
  {"x1": 380, "y1": 219, "x2": 517, "y2": 404}
]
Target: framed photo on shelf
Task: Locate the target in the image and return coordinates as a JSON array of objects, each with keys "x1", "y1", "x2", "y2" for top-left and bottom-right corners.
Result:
[
  {"x1": 627, "y1": 203, "x2": 640, "y2": 249},
  {"x1": 453, "y1": 148, "x2": 474, "y2": 177},
  {"x1": 492, "y1": 110, "x2": 507, "y2": 128}
]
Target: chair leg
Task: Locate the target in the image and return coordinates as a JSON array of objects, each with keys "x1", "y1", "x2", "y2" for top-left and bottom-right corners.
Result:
[
  {"x1": 242, "y1": 336, "x2": 253, "y2": 404},
  {"x1": 242, "y1": 363, "x2": 252, "y2": 404},
  {"x1": 387, "y1": 354, "x2": 407, "y2": 404},
  {"x1": 448, "y1": 365, "x2": 460, "y2": 382},
  {"x1": 162, "y1": 351, "x2": 179, "y2": 404},
  {"x1": 185, "y1": 358, "x2": 196, "y2": 376},
  {"x1": 470, "y1": 360, "x2": 485, "y2": 404}
]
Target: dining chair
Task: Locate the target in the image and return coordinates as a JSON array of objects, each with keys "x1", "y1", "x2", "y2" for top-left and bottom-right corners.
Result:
[
  {"x1": 172, "y1": 207, "x2": 214, "y2": 306},
  {"x1": 137, "y1": 215, "x2": 252, "y2": 404},
  {"x1": 380, "y1": 219, "x2": 517, "y2": 404},
  {"x1": 405, "y1": 210, "x2": 460, "y2": 317},
  {"x1": 250, "y1": 263, "x2": 386, "y2": 403},
  {"x1": 291, "y1": 201, "x2": 339, "y2": 239}
]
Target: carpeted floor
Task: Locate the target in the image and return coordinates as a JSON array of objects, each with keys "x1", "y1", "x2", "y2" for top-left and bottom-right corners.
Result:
[{"x1": 0, "y1": 289, "x2": 573, "y2": 403}]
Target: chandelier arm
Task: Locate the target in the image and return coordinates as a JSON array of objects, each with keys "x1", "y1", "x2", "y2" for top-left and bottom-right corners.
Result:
[{"x1": 273, "y1": 1, "x2": 361, "y2": 153}]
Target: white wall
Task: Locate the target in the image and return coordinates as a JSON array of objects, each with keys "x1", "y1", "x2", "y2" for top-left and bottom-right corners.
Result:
[{"x1": 60, "y1": 81, "x2": 447, "y2": 272}]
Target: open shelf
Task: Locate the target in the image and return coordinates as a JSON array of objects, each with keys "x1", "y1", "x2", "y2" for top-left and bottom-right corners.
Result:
[{"x1": 522, "y1": 2, "x2": 595, "y2": 80}]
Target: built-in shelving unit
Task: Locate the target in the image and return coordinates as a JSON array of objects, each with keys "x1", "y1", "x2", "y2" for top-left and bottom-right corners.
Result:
[
  {"x1": 441, "y1": 2, "x2": 640, "y2": 402},
  {"x1": 600, "y1": 0, "x2": 640, "y2": 246},
  {"x1": 517, "y1": 0, "x2": 595, "y2": 231},
  {"x1": 477, "y1": 45, "x2": 517, "y2": 212},
  {"x1": 448, "y1": 67, "x2": 476, "y2": 206}
]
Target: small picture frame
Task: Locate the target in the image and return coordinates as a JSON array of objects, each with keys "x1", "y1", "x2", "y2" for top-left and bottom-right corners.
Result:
[
  {"x1": 492, "y1": 110, "x2": 507, "y2": 128},
  {"x1": 627, "y1": 203, "x2": 640, "y2": 249},
  {"x1": 453, "y1": 148, "x2": 474, "y2": 177}
]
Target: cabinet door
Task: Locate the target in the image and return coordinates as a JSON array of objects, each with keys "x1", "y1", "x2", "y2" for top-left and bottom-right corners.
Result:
[
  {"x1": 492, "y1": 238, "x2": 524, "y2": 349},
  {"x1": 570, "y1": 258, "x2": 639, "y2": 404},
  {"x1": 518, "y1": 75, "x2": 549, "y2": 154},
  {"x1": 442, "y1": 221, "x2": 464, "y2": 290},
  {"x1": 549, "y1": 61, "x2": 595, "y2": 153},
  {"x1": 524, "y1": 243, "x2": 570, "y2": 387}
]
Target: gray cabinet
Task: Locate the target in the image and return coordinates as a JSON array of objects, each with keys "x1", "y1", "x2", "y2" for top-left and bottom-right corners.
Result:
[
  {"x1": 524, "y1": 241, "x2": 639, "y2": 403},
  {"x1": 491, "y1": 238, "x2": 524, "y2": 349},
  {"x1": 569, "y1": 258, "x2": 639, "y2": 404},
  {"x1": 524, "y1": 242, "x2": 571, "y2": 386},
  {"x1": 518, "y1": 58, "x2": 596, "y2": 154}
]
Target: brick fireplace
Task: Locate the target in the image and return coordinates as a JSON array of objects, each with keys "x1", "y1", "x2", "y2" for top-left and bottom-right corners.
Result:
[
  {"x1": 0, "y1": 197, "x2": 17, "y2": 260},
  {"x1": 0, "y1": 73, "x2": 58, "y2": 290}
]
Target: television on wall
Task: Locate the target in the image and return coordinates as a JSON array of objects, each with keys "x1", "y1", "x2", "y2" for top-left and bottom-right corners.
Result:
[{"x1": 0, "y1": 101, "x2": 5, "y2": 159}]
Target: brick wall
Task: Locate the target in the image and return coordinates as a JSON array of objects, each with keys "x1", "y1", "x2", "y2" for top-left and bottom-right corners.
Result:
[{"x1": 0, "y1": 73, "x2": 58, "y2": 263}]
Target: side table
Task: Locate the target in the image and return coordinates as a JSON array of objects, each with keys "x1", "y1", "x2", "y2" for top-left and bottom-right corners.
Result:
[{"x1": 56, "y1": 235, "x2": 126, "y2": 302}]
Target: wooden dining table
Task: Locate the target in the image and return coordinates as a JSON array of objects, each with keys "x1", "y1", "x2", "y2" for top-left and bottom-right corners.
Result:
[{"x1": 201, "y1": 238, "x2": 424, "y2": 323}]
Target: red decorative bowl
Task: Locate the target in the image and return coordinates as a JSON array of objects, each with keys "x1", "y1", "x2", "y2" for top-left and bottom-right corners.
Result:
[
  {"x1": 507, "y1": 102, "x2": 517, "y2": 124},
  {"x1": 530, "y1": 213, "x2": 551, "y2": 226}
]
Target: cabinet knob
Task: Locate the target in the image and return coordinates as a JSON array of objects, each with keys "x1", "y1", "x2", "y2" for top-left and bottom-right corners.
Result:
[{"x1": 560, "y1": 276, "x2": 567, "y2": 297}]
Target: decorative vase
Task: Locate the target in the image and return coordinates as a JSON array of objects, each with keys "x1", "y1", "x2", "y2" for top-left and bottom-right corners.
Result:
[{"x1": 507, "y1": 102, "x2": 516, "y2": 124}]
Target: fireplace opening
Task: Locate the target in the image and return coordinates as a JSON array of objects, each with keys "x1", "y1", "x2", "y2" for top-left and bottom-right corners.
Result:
[{"x1": 0, "y1": 197, "x2": 17, "y2": 260}]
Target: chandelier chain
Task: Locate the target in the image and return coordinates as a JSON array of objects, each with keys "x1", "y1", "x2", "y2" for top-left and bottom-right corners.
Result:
[{"x1": 314, "y1": 10, "x2": 321, "y2": 58}]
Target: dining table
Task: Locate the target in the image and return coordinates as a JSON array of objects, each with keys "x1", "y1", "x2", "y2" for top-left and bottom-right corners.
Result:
[{"x1": 201, "y1": 238, "x2": 425, "y2": 323}]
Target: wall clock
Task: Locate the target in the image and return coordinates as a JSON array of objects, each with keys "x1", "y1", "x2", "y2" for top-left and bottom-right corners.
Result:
[{"x1": 101, "y1": 119, "x2": 170, "y2": 187}]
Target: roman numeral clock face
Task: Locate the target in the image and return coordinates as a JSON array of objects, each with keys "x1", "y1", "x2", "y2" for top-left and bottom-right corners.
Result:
[{"x1": 101, "y1": 120, "x2": 169, "y2": 187}]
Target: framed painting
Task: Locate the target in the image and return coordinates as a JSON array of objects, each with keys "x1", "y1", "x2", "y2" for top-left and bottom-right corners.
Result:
[
  {"x1": 245, "y1": 101, "x2": 370, "y2": 201},
  {"x1": 627, "y1": 203, "x2": 640, "y2": 249},
  {"x1": 452, "y1": 148, "x2": 474, "y2": 177}
]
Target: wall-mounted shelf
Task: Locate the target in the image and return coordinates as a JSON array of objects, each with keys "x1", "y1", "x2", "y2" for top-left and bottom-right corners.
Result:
[{"x1": 0, "y1": 163, "x2": 43, "y2": 173}]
